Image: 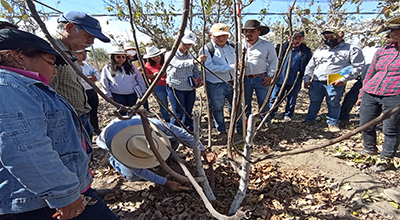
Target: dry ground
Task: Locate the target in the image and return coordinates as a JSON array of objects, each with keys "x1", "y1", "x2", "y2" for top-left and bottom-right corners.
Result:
[{"x1": 90, "y1": 82, "x2": 400, "y2": 219}]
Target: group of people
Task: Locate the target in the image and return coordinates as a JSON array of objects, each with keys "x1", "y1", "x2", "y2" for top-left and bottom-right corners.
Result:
[{"x1": 0, "y1": 9, "x2": 399, "y2": 219}]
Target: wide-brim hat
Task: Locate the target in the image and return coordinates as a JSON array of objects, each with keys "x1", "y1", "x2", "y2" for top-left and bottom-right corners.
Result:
[
  {"x1": 107, "y1": 46, "x2": 127, "y2": 55},
  {"x1": 143, "y1": 46, "x2": 166, "y2": 59},
  {"x1": 110, "y1": 123, "x2": 171, "y2": 168},
  {"x1": 124, "y1": 42, "x2": 137, "y2": 51},
  {"x1": 58, "y1": 11, "x2": 110, "y2": 43},
  {"x1": 210, "y1": 23, "x2": 230, "y2": 36},
  {"x1": 388, "y1": 17, "x2": 400, "y2": 30},
  {"x1": 242, "y1": 20, "x2": 270, "y2": 35}
]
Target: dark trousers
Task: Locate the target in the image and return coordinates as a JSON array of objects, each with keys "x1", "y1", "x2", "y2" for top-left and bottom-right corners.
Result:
[
  {"x1": 360, "y1": 93, "x2": 400, "y2": 158},
  {"x1": 0, "y1": 188, "x2": 120, "y2": 220},
  {"x1": 339, "y1": 78, "x2": 363, "y2": 121},
  {"x1": 111, "y1": 92, "x2": 138, "y2": 115},
  {"x1": 86, "y1": 89, "x2": 99, "y2": 130}
]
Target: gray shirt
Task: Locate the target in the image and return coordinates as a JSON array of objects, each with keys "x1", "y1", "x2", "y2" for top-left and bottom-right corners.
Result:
[{"x1": 303, "y1": 42, "x2": 365, "y2": 83}]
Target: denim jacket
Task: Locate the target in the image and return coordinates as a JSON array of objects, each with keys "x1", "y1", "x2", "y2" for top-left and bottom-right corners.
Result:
[{"x1": 0, "y1": 69, "x2": 92, "y2": 214}]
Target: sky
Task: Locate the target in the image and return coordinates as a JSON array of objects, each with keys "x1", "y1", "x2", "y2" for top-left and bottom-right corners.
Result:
[{"x1": 34, "y1": 0, "x2": 380, "y2": 52}]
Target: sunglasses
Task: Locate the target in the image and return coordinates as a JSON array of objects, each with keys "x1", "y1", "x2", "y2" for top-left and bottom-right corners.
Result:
[{"x1": 115, "y1": 55, "x2": 126, "y2": 59}]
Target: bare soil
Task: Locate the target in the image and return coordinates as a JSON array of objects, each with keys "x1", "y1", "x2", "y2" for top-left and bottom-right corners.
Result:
[{"x1": 90, "y1": 83, "x2": 400, "y2": 220}]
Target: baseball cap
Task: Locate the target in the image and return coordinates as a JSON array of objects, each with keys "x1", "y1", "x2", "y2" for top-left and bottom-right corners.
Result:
[
  {"x1": 58, "y1": 11, "x2": 110, "y2": 43},
  {"x1": 210, "y1": 23, "x2": 230, "y2": 36},
  {"x1": 181, "y1": 30, "x2": 197, "y2": 45},
  {"x1": 0, "y1": 29, "x2": 60, "y2": 56},
  {"x1": 293, "y1": 31, "x2": 304, "y2": 37}
]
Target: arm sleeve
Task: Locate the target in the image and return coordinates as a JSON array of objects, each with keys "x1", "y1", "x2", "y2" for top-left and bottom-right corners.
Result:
[
  {"x1": 341, "y1": 46, "x2": 365, "y2": 82},
  {"x1": 201, "y1": 47, "x2": 234, "y2": 74},
  {"x1": 303, "y1": 55, "x2": 316, "y2": 83},
  {"x1": 358, "y1": 51, "x2": 379, "y2": 99},
  {"x1": 128, "y1": 168, "x2": 167, "y2": 185},
  {"x1": 100, "y1": 66, "x2": 112, "y2": 97},
  {"x1": 169, "y1": 54, "x2": 195, "y2": 68},
  {"x1": 0, "y1": 87, "x2": 82, "y2": 208},
  {"x1": 267, "y1": 43, "x2": 278, "y2": 77}
]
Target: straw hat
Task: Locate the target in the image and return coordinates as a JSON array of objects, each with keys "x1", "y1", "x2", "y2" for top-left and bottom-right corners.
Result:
[
  {"x1": 107, "y1": 46, "x2": 127, "y2": 55},
  {"x1": 242, "y1": 20, "x2": 270, "y2": 36},
  {"x1": 143, "y1": 46, "x2": 166, "y2": 59},
  {"x1": 210, "y1": 23, "x2": 230, "y2": 36},
  {"x1": 124, "y1": 42, "x2": 137, "y2": 51},
  {"x1": 110, "y1": 123, "x2": 171, "y2": 168}
]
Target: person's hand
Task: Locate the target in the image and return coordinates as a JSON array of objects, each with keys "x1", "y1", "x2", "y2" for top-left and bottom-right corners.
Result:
[
  {"x1": 194, "y1": 55, "x2": 207, "y2": 64},
  {"x1": 304, "y1": 82, "x2": 312, "y2": 89},
  {"x1": 202, "y1": 151, "x2": 217, "y2": 164},
  {"x1": 331, "y1": 79, "x2": 345, "y2": 87},
  {"x1": 261, "y1": 76, "x2": 272, "y2": 87},
  {"x1": 54, "y1": 197, "x2": 85, "y2": 219},
  {"x1": 87, "y1": 75, "x2": 97, "y2": 82},
  {"x1": 197, "y1": 81, "x2": 204, "y2": 88},
  {"x1": 164, "y1": 180, "x2": 182, "y2": 191},
  {"x1": 356, "y1": 99, "x2": 362, "y2": 107}
]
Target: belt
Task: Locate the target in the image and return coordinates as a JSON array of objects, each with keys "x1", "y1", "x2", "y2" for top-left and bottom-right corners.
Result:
[
  {"x1": 314, "y1": 80, "x2": 327, "y2": 84},
  {"x1": 245, "y1": 73, "x2": 265, "y2": 79}
]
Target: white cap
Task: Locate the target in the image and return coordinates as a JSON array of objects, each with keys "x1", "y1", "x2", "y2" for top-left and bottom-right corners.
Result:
[{"x1": 181, "y1": 30, "x2": 197, "y2": 45}]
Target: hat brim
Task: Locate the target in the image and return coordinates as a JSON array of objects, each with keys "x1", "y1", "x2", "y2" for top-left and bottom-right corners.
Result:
[
  {"x1": 143, "y1": 48, "x2": 166, "y2": 59},
  {"x1": 242, "y1": 26, "x2": 270, "y2": 35},
  {"x1": 110, "y1": 124, "x2": 171, "y2": 168},
  {"x1": 181, "y1": 38, "x2": 196, "y2": 45},
  {"x1": 107, "y1": 51, "x2": 127, "y2": 55},
  {"x1": 212, "y1": 31, "x2": 230, "y2": 37},
  {"x1": 82, "y1": 26, "x2": 110, "y2": 43}
]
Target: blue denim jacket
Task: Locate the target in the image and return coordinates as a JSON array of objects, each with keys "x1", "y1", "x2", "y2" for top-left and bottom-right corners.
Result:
[{"x1": 0, "y1": 69, "x2": 92, "y2": 214}]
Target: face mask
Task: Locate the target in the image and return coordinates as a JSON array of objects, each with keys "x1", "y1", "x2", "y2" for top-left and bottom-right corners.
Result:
[
  {"x1": 126, "y1": 50, "x2": 137, "y2": 57},
  {"x1": 324, "y1": 38, "x2": 340, "y2": 48}
]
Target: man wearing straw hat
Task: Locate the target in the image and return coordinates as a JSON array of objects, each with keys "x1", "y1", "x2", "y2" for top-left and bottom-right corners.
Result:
[
  {"x1": 51, "y1": 11, "x2": 110, "y2": 139},
  {"x1": 303, "y1": 28, "x2": 365, "y2": 132},
  {"x1": 242, "y1": 19, "x2": 277, "y2": 127},
  {"x1": 96, "y1": 116, "x2": 216, "y2": 191},
  {"x1": 200, "y1": 23, "x2": 242, "y2": 134}
]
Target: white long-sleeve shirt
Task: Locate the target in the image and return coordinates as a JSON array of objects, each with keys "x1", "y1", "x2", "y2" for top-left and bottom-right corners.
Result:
[
  {"x1": 100, "y1": 64, "x2": 147, "y2": 97},
  {"x1": 243, "y1": 38, "x2": 278, "y2": 77}
]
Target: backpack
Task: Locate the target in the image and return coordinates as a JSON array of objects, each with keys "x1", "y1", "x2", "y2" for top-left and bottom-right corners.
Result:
[{"x1": 205, "y1": 41, "x2": 235, "y2": 58}]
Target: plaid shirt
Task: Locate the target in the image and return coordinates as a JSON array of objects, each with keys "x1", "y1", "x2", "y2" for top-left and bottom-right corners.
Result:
[
  {"x1": 50, "y1": 39, "x2": 91, "y2": 115},
  {"x1": 359, "y1": 42, "x2": 400, "y2": 99}
]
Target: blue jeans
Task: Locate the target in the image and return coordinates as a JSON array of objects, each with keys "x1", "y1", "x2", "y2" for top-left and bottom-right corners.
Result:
[
  {"x1": 79, "y1": 113, "x2": 93, "y2": 141},
  {"x1": 0, "y1": 188, "x2": 120, "y2": 220},
  {"x1": 244, "y1": 76, "x2": 269, "y2": 119},
  {"x1": 166, "y1": 86, "x2": 195, "y2": 131},
  {"x1": 269, "y1": 82, "x2": 302, "y2": 119},
  {"x1": 305, "y1": 81, "x2": 345, "y2": 125},
  {"x1": 112, "y1": 93, "x2": 138, "y2": 115},
  {"x1": 154, "y1": 85, "x2": 170, "y2": 121},
  {"x1": 360, "y1": 93, "x2": 400, "y2": 158},
  {"x1": 340, "y1": 78, "x2": 362, "y2": 121},
  {"x1": 207, "y1": 82, "x2": 242, "y2": 132}
]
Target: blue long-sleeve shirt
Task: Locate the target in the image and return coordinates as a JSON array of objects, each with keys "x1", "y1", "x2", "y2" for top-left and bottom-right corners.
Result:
[{"x1": 96, "y1": 116, "x2": 205, "y2": 185}]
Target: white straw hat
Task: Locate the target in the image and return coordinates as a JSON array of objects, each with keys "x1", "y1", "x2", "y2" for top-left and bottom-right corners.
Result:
[
  {"x1": 110, "y1": 123, "x2": 171, "y2": 168},
  {"x1": 123, "y1": 42, "x2": 136, "y2": 51},
  {"x1": 107, "y1": 46, "x2": 127, "y2": 55},
  {"x1": 143, "y1": 45, "x2": 166, "y2": 59}
]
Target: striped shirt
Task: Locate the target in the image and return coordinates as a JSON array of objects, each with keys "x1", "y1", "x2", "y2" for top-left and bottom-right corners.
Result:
[
  {"x1": 50, "y1": 39, "x2": 91, "y2": 115},
  {"x1": 359, "y1": 42, "x2": 400, "y2": 98},
  {"x1": 166, "y1": 50, "x2": 202, "y2": 91}
]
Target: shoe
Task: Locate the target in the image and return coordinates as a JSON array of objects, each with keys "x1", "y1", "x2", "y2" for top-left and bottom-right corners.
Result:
[
  {"x1": 370, "y1": 158, "x2": 395, "y2": 172},
  {"x1": 93, "y1": 188, "x2": 113, "y2": 199},
  {"x1": 328, "y1": 124, "x2": 340, "y2": 132},
  {"x1": 384, "y1": 188, "x2": 400, "y2": 204},
  {"x1": 358, "y1": 149, "x2": 379, "y2": 156},
  {"x1": 266, "y1": 123, "x2": 278, "y2": 130},
  {"x1": 284, "y1": 116, "x2": 292, "y2": 122}
]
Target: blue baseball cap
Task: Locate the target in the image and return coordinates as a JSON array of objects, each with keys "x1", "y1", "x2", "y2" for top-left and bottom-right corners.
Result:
[{"x1": 58, "y1": 11, "x2": 110, "y2": 43}]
